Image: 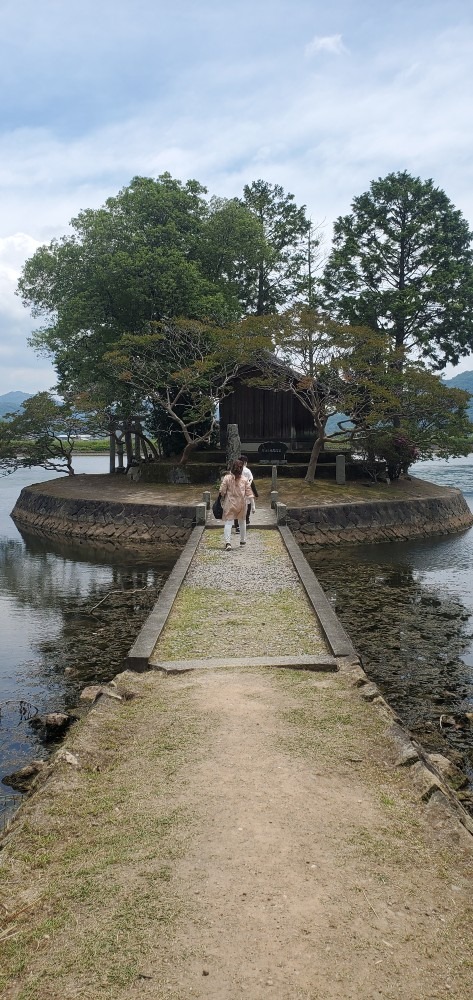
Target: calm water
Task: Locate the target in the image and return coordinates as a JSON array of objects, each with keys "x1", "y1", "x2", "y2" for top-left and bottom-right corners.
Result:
[
  {"x1": 308, "y1": 455, "x2": 473, "y2": 783},
  {"x1": 0, "y1": 459, "x2": 175, "y2": 823}
]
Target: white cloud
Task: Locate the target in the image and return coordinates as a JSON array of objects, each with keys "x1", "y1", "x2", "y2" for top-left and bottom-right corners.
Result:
[
  {"x1": 0, "y1": 234, "x2": 40, "y2": 315},
  {"x1": 1, "y1": 3, "x2": 473, "y2": 390},
  {"x1": 305, "y1": 34, "x2": 347, "y2": 57}
]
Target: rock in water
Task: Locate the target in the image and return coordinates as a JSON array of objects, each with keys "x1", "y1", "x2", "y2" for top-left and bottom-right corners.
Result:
[
  {"x1": 29, "y1": 712, "x2": 75, "y2": 733},
  {"x1": 3, "y1": 760, "x2": 46, "y2": 792}
]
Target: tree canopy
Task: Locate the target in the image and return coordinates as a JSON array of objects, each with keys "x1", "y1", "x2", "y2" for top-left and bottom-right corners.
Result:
[
  {"x1": 322, "y1": 171, "x2": 473, "y2": 367},
  {"x1": 256, "y1": 307, "x2": 472, "y2": 481},
  {"x1": 15, "y1": 168, "x2": 473, "y2": 478},
  {"x1": 18, "y1": 174, "x2": 237, "y2": 399},
  {"x1": 105, "y1": 317, "x2": 272, "y2": 463},
  {"x1": 17, "y1": 174, "x2": 312, "y2": 403},
  {"x1": 240, "y1": 180, "x2": 313, "y2": 314}
]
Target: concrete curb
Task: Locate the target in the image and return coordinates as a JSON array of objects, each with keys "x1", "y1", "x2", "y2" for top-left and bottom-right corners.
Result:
[
  {"x1": 150, "y1": 654, "x2": 338, "y2": 674},
  {"x1": 278, "y1": 526, "x2": 358, "y2": 659},
  {"x1": 127, "y1": 526, "x2": 204, "y2": 670}
]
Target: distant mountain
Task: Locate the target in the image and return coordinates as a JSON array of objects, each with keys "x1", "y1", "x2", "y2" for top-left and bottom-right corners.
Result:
[
  {"x1": 0, "y1": 391, "x2": 32, "y2": 418},
  {"x1": 443, "y1": 370, "x2": 473, "y2": 393},
  {"x1": 443, "y1": 371, "x2": 473, "y2": 422},
  {"x1": 325, "y1": 371, "x2": 473, "y2": 435}
]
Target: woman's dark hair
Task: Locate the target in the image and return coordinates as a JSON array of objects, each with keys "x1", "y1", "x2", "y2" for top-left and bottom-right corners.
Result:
[
  {"x1": 240, "y1": 454, "x2": 248, "y2": 464},
  {"x1": 231, "y1": 459, "x2": 244, "y2": 478}
]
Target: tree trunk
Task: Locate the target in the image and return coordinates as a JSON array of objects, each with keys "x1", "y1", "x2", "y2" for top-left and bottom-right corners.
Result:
[
  {"x1": 256, "y1": 263, "x2": 265, "y2": 315},
  {"x1": 124, "y1": 429, "x2": 133, "y2": 467},
  {"x1": 304, "y1": 433, "x2": 325, "y2": 483},
  {"x1": 179, "y1": 439, "x2": 200, "y2": 464}
]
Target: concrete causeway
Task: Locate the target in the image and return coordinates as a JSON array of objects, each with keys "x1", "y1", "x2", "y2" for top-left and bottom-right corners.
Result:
[{"x1": 128, "y1": 514, "x2": 355, "y2": 673}]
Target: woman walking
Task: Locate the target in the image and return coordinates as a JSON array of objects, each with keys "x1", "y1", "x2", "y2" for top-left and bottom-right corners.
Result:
[
  {"x1": 234, "y1": 454, "x2": 256, "y2": 533},
  {"x1": 220, "y1": 459, "x2": 254, "y2": 550}
]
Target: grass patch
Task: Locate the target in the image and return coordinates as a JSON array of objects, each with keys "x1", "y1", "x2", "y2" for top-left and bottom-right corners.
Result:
[
  {"x1": 0, "y1": 675, "x2": 207, "y2": 998},
  {"x1": 154, "y1": 584, "x2": 329, "y2": 659}
]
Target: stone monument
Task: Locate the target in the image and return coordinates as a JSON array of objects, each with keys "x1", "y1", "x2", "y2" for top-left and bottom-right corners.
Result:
[{"x1": 226, "y1": 423, "x2": 241, "y2": 467}]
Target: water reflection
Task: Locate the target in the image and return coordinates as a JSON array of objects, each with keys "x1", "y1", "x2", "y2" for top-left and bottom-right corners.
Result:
[{"x1": 0, "y1": 459, "x2": 177, "y2": 824}]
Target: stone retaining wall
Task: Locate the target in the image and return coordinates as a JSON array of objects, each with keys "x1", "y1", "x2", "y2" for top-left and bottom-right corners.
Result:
[
  {"x1": 11, "y1": 487, "x2": 195, "y2": 548},
  {"x1": 288, "y1": 489, "x2": 473, "y2": 548},
  {"x1": 11, "y1": 483, "x2": 473, "y2": 551}
]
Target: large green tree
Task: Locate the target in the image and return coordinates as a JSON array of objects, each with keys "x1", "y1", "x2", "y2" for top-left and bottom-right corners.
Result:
[
  {"x1": 200, "y1": 196, "x2": 266, "y2": 305},
  {"x1": 17, "y1": 174, "x2": 258, "y2": 400},
  {"x1": 240, "y1": 180, "x2": 313, "y2": 314},
  {"x1": 322, "y1": 171, "x2": 473, "y2": 367}
]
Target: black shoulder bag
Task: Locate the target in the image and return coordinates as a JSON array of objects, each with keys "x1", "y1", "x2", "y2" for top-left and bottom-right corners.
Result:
[{"x1": 212, "y1": 493, "x2": 224, "y2": 519}]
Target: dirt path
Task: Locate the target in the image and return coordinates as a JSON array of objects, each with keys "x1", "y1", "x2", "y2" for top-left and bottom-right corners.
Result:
[{"x1": 1, "y1": 664, "x2": 472, "y2": 1000}]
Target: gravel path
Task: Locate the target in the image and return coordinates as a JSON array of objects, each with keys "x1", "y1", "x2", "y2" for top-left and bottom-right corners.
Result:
[
  {"x1": 186, "y1": 530, "x2": 300, "y2": 595},
  {"x1": 153, "y1": 529, "x2": 330, "y2": 660}
]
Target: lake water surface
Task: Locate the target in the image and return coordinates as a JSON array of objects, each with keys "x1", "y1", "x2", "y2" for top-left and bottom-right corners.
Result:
[{"x1": 0, "y1": 459, "x2": 175, "y2": 823}]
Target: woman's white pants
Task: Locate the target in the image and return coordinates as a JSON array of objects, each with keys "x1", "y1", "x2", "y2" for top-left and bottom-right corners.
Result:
[{"x1": 224, "y1": 519, "x2": 246, "y2": 544}]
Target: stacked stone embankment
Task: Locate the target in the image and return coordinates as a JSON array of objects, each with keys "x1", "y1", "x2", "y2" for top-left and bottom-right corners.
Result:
[
  {"x1": 288, "y1": 488, "x2": 473, "y2": 547},
  {"x1": 10, "y1": 474, "x2": 473, "y2": 550},
  {"x1": 11, "y1": 484, "x2": 195, "y2": 547}
]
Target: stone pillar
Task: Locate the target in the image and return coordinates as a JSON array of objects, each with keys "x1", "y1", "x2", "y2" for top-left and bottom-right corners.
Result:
[
  {"x1": 226, "y1": 423, "x2": 241, "y2": 467},
  {"x1": 336, "y1": 454, "x2": 346, "y2": 485},
  {"x1": 270, "y1": 490, "x2": 278, "y2": 509},
  {"x1": 271, "y1": 465, "x2": 278, "y2": 489},
  {"x1": 202, "y1": 490, "x2": 211, "y2": 510},
  {"x1": 116, "y1": 435, "x2": 124, "y2": 471},
  {"x1": 195, "y1": 503, "x2": 207, "y2": 525},
  {"x1": 276, "y1": 502, "x2": 287, "y2": 525}
]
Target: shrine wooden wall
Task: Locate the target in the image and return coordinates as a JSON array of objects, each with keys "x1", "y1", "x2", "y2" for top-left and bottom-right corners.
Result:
[{"x1": 219, "y1": 383, "x2": 313, "y2": 446}]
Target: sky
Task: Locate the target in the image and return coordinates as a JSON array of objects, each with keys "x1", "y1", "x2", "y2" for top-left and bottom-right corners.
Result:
[{"x1": 1, "y1": 0, "x2": 473, "y2": 395}]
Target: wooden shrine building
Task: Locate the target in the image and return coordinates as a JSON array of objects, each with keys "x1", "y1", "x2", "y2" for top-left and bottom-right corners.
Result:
[{"x1": 219, "y1": 368, "x2": 314, "y2": 451}]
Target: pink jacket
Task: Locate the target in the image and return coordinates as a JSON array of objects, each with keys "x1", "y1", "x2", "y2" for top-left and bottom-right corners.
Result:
[{"x1": 220, "y1": 473, "x2": 253, "y2": 521}]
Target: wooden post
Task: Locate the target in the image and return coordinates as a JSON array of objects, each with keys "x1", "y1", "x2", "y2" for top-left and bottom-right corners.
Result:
[
  {"x1": 134, "y1": 418, "x2": 141, "y2": 462},
  {"x1": 124, "y1": 428, "x2": 133, "y2": 468},
  {"x1": 109, "y1": 430, "x2": 116, "y2": 473},
  {"x1": 116, "y1": 433, "x2": 124, "y2": 471}
]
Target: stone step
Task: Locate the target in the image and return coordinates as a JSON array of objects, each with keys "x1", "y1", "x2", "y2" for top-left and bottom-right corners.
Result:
[
  {"x1": 206, "y1": 505, "x2": 277, "y2": 529},
  {"x1": 149, "y1": 655, "x2": 338, "y2": 673}
]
